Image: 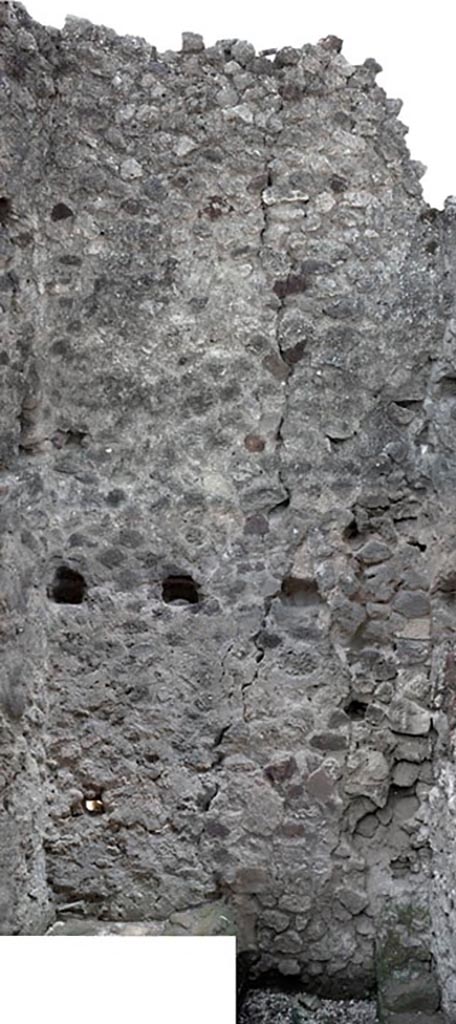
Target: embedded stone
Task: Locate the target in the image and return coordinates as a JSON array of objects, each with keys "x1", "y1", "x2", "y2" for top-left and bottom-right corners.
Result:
[
  {"x1": 306, "y1": 767, "x2": 335, "y2": 802},
  {"x1": 309, "y1": 732, "x2": 348, "y2": 751},
  {"x1": 335, "y1": 886, "x2": 369, "y2": 915},
  {"x1": 392, "y1": 590, "x2": 430, "y2": 618},
  {"x1": 356, "y1": 539, "x2": 392, "y2": 565},
  {"x1": 392, "y1": 794, "x2": 420, "y2": 823},
  {"x1": 120, "y1": 157, "x2": 143, "y2": 180},
  {"x1": 392, "y1": 761, "x2": 421, "y2": 788},
  {"x1": 382, "y1": 971, "x2": 441, "y2": 1014},
  {"x1": 345, "y1": 749, "x2": 390, "y2": 806},
  {"x1": 395, "y1": 618, "x2": 431, "y2": 640},
  {"x1": 388, "y1": 698, "x2": 431, "y2": 736},
  {"x1": 356, "y1": 813, "x2": 379, "y2": 838},
  {"x1": 272, "y1": 930, "x2": 303, "y2": 954},
  {"x1": 262, "y1": 910, "x2": 290, "y2": 932}
]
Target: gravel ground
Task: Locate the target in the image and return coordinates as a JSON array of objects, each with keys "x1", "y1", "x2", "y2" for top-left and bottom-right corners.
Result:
[{"x1": 239, "y1": 988, "x2": 378, "y2": 1024}]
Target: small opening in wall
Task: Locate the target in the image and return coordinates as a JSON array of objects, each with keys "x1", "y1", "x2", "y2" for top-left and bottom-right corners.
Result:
[
  {"x1": 83, "y1": 795, "x2": 105, "y2": 815},
  {"x1": 51, "y1": 202, "x2": 74, "y2": 222},
  {"x1": 48, "y1": 566, "x2": 87, "y2": 604},
  {"x1": 280, "y1": 577, "x2": 321, "y2": 607},
  {"x1": 438, "y1": 375, "x2": 456, "y2": 398},
  {"x1": 0, "y1": 197, "x2": 12, "y2": 225},
  {"x1": 162, "y1": 574, "x2": 200, "y2": 604},
  {"x1": 395, "y1": 399, "x2": 422, "y2": 409},
  {"x1": 329, "y1": 175, "x2": 348, "y2": 193},
  {"x1": 343, "y1": 519, "x2": 359, "y2": 541},
  {"x1": 345, "y1": 699, "x2": 368, "y2": 721},
  {"x1": 51, "y1": 428, "x2": 87, "y2": 449},
  {"x1": 407, "y1": 539, "x2": 427, "y2": 553}
]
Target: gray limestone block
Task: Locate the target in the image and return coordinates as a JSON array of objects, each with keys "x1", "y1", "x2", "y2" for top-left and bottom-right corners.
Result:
[
  {"x1": 231, "y1": 40, "x2": 256, "y2": 66},
  {"x1": 388, "y1": 699, "x2": 431, "y2": 736},
  {"x1": 380, "y1": 970, "x2": 441, "y2": 1013},
  {"x1": 392, "y1": 591, "x2": 431, "y2": 619},
  {"x1": 181, "y1": 32, "x2": 204, "y2": 53}
]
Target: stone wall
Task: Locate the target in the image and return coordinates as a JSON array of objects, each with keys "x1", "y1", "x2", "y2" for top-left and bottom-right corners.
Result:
[{"x1": 0, "y1": 2, "x2": 455, "y2": 1016}]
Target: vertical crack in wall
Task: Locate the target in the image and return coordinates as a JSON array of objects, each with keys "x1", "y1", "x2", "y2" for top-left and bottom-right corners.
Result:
[
  {"x1": 241, "y1": 592, "x2": 276, "y2": 723},
  {"x1": 260, "y1": 123, "x2": 292, "y2": 515},
  {"x1": 241, "y1": 104, "x2": 319, "y2": 725},
  {"x1": 240, "y1": 123, "x2": 292, "y2": 723}
]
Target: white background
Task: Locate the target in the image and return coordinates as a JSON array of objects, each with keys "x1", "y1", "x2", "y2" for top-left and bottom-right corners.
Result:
[
  {"x1": 24, "y1": 0, "x2": 456, "y2": 208},
  {"x1": 2, "y1": 936, "x2": 236, "y2": 1022}
]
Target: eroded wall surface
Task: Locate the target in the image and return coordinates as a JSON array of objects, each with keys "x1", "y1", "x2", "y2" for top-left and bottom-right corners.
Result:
[{"x1": 0, "y1": 2, "x2": 455, "y2": 1013}]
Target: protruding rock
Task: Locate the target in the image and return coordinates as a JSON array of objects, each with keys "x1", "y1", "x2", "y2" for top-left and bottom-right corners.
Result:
[
  {"x1": 181, "y1": 31, "x2": 204, "y2": 53},
  {"x1": 231, "y1": 39, "x2": 256, "y2": 65},
  {"x1": 388, "y1": 698, "x2": 431, "y2": 736},
  {"x1": 318, "y1": 35, "x2": 343, "y2": 52}
]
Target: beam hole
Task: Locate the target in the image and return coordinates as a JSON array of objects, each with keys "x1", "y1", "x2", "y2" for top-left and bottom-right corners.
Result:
[
  {"x1": 51, "y1": 202, "x2": 74, "y2": 222},
  {"x1": 162, "y1": 574, "x2": 200, "y2": 605},
  {"x1": 343, "y1": 519, "x2": 360, "y2": 541},
  {"x1": 48, "y1": 565, "x2": 87, "y2": 604},
  {"x1": 280, "y1": 576, "x2": 321, "y2": 607},
  {"x1": 0, "y1": 197, "x2": 12, "y2": 225},
  {"x1": 345, "y1": 699, "x2": 368, "y2": 721}
]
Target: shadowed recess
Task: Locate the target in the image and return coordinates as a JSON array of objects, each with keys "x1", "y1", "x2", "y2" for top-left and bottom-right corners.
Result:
[
  {"x1": 162, "y1": 574, "x2": 200, "y2": 604},
  {"x1": 51, "y1": 202, "x2": 74, "y2": 221},
  {"x1": 345, "y1": 699, "x2": 368, "y2": 721},
  {"x1": 0, "y1": 197, "x2": 12, "y2": 224},
  {"x1": 280, "y1": 576, "x2": 321, "y2": 607},
  {"x1": 48, "y1": 566, "x2": 87, "y2": 604}
]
